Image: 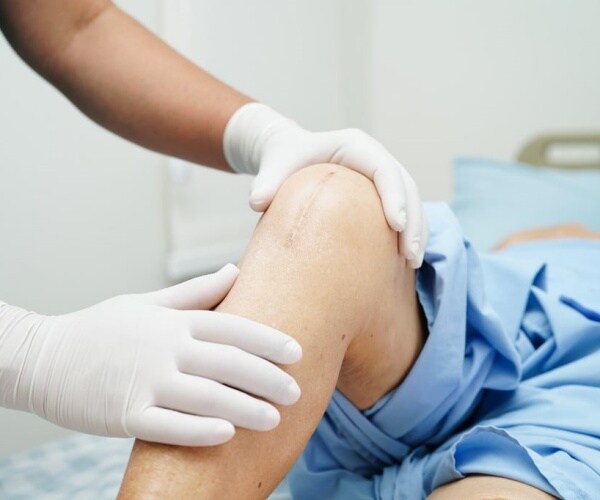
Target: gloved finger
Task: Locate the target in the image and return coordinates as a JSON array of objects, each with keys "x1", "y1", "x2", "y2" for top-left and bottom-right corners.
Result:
[
  {"x1": 158, "y1": 374, "x2": 280, "y2": 431},
  {"x1": 127, "y1": 406, "x2": 235, "y2": 446},
  {"x1": 416, "y1": 205, "x2": 429, "y2": 268},
  {"x1": 178, "y1": 340, "x2": 301, "y2": 406},
  {"x1": 327, "y1": 131, "x2": 409, "y2": 232},
  {"x1": 397, "y1": 168, "x2": 424, "y2": 266},
  {"x1": 186, "y1": 310, "x2": 302, "y2": 364},
  {"x1": 372, "y1": 164, "x2": 409, "y2": 233},
  {"x1": 145, "y1": 264, "x2": 239, "y2": 310},
  {"x1": 249, "y1": 156, "x2": 296, "y2": 212}
]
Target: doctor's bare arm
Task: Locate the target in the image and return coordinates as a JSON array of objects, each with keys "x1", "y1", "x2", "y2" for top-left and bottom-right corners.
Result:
[{"x1": 0, "y1": 0, "x2": 250, "y2": 170}]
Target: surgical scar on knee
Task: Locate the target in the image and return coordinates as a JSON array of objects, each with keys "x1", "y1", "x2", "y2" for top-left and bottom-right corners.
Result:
[{"x1": 284, "y1": 170, "x2": 336, "y2": 247}]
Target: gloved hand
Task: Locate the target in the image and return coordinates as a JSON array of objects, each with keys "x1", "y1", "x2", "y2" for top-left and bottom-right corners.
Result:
[
  {"x1": 224, "y1": 103, "x2": 426, "y2": 268},
  {"x1": 0, "y1": 264, "x2": 302, "y2": 446}
]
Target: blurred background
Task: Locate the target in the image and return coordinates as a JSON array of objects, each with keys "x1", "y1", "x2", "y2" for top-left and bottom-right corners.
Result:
[{"x1": 1, "y1": 0, "x2": 599, "y2": 458}]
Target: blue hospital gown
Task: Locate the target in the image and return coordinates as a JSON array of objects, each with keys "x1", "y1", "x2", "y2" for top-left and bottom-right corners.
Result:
[{"x1": 289, "y1": 203, "x2": 600, "y2": 500}]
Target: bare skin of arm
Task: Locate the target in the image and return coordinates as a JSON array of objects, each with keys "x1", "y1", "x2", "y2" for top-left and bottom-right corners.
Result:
[
  {"x1": 494, "y1": 223, "x2": 600, "y2": 251},
  {"x1": 0, "y1": 0, "x2": 250, "y2": 170},
  {"x1": 118, "y1": 165, "x2": 555, "y2": 499}
]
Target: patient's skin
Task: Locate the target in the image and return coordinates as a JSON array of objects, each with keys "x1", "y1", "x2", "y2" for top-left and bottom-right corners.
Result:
[
  {"x1": 494, "y1": 223, "x2": 600, "y2": 251},
  {"x1": 118, "y1": 164, "x2": 424, "y2": 499},
  {"x1": 118, "y1": 164, "x2": 555, "y2": 499},
  {"x1": 429, "y1": 475, "x2": 556, "y2": 500}
]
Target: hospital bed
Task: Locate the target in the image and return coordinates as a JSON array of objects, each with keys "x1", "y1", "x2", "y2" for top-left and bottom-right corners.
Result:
[
  {"x1": 1, "y1": 133, "x2": 599, "y2": 499},
  {"x1": 0, "y1": 435, "x2": 292, "y2": 499},
  {"x1": 451, "y1": 132, "x2": 600, "y2": 251}
]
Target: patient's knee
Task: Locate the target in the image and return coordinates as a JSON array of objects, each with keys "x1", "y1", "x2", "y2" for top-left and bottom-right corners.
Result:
[
  {"x1": 264, "y1": 164, "x2": 396, "y2": 255},
  {"x1": 265, "y1": 167, "x2": 421, "y2": 410}
]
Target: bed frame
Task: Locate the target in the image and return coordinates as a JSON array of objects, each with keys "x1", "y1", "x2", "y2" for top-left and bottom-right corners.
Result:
[{"x1": 517, "y1": 133, "x2": 600, "y2": 170}]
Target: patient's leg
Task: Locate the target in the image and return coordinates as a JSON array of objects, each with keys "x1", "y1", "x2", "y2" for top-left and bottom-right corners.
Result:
[
  {"x1": 118, "y1": 164, "x2": 556, "y2": 499},
  {"x1": 118, "y1": 163, "x2": 424, "y2": 498},
  {"x1": 428, "y1": 475, "x2": 555, "y2": 499}
]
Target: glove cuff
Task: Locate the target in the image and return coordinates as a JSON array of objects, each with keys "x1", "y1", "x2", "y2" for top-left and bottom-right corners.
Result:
[
  {"x1": 0, "y1": 302, "x2": 46, "y2": 412},
  {"x1": 223, "y1": 102, "x2": 295, "y2": 175}
]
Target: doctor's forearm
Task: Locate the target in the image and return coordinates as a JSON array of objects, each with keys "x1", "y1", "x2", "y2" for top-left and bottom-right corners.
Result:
[{"x1": 0, "y1": 1, "x2": 251, "y2": 170}]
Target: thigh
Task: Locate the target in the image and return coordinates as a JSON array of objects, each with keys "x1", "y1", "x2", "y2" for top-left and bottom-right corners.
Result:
[{"x1": 428, "y1": 475, "x2": 557, "y2": 500}]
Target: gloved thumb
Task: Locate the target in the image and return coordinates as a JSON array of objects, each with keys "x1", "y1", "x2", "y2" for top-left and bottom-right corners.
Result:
[
  {"x1": 145, "y1": 263, "x2": 240, "y2": 310},
  {"x1": 249, "y1": 161, "x2": 291, "y2": 212}
]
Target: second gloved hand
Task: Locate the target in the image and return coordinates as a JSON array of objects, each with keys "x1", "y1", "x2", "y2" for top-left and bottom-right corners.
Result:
[
  {"x1": 0, "y1": 264, "x2": 302, "y2": 446},
  {"x1": 224, "y1": 103, "x2": 426, "y2": 268}
]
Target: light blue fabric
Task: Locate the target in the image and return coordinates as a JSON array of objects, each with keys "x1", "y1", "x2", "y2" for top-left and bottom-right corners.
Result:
[
  {"x1": 451, "y1": 157, "x2": 600, "y2": 251},
  {"x1": 290, "y1": 203, "x2": 600, "y2": 500}
]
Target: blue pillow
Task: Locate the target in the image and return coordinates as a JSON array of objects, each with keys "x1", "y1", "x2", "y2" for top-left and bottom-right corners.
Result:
[{"x1": 451, "y1": 157, "x2": 600, "y2": 251}]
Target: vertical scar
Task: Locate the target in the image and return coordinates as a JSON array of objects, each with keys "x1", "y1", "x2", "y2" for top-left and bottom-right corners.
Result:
[
  {"x1": 397, "y1": 231, "x2": 400, "y2": 255},
  {"x1": 284, "y1": 171, "x2": 336, "y2": 246}
]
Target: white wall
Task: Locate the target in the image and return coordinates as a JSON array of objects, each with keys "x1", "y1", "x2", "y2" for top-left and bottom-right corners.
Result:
[
  {"x1": 0, "y1": 1, "x2": 167, "y2": 458},
  {"x1": 368, "y1": 0, "x2": 600, "y2": 200}
]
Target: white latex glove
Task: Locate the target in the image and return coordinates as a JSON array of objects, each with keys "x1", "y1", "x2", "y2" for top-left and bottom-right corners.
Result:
[
  {"x1": 224, "y1": 102, "x2": 426, "y2": 268},
  {"x1": 0, "y1": 264, "x2": 302, "y2": 446}
]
